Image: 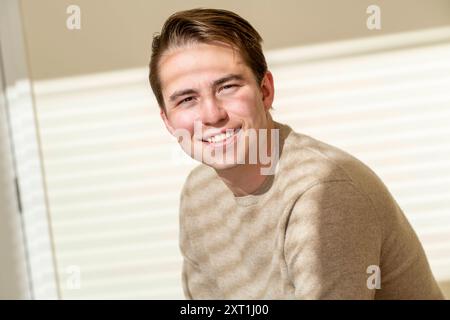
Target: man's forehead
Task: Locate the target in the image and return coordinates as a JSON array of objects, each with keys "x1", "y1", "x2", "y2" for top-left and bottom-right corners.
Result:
[
  {"x1": 159, "y1": 43, "x2": 249, "y2": 91},
  {"x1": 159, "y1": 42, "x2": 245, "y2": 74},
  {"x1": 163, "y1": 41, "x2": 243, "y2": 59}
]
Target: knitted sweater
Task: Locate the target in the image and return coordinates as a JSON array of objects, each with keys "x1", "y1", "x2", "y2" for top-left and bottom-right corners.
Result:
[{"x1": 178, "y1": 120, "x2": 444, "y2": 299}]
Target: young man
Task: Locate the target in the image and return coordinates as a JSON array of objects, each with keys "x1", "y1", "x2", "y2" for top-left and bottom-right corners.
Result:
[{"x1": 149, "y1": 8, "x2": 444, "y2": 299}]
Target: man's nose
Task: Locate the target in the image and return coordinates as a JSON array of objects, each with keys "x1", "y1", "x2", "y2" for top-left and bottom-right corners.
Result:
[{"x1": 199, "y1": 96, "x2": 228, "y2": 125}]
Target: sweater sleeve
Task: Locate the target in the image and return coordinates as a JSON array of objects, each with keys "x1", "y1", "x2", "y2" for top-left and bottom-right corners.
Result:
[
  {"x1": 179, "y1": 179, "x2": 219, "y2": 299},
  {"x1": 284, "y1": 180, "x2": 383, "y2": 299},
  {"x1": 181, "y1": 257, "x2": 194, "y2": 299},
  {"x1": 180, "y1": 239, "x2": 220, "y2": 299}
]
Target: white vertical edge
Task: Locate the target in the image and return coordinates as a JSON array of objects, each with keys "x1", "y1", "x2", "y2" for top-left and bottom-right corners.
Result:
[
  {"x1": 0, "y1": 0, "x2": 59, "y2": 299},
  {"x1": 0, "y1": 53, "x2": 30, "y2": 300}
]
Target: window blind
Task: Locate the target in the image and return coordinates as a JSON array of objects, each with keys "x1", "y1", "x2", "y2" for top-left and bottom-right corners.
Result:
[{"x1": 31, "y1": 26, "x2": 450, "y2": 298}]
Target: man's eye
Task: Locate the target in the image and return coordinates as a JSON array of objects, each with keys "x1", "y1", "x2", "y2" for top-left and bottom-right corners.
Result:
[
  {"x1": 179, "y1": 97, "x2": 194, "y2": 105},
  {"x1": 219, "y1": 84, "x2": 238, "y2": 92}
]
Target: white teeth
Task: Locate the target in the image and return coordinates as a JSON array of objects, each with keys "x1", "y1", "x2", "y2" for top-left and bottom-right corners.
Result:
[{"x1": 206, "y1": 129, "x2": 238, "y2": 143}]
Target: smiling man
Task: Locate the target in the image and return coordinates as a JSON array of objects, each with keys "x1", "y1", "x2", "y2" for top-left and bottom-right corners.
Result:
[{"x1": 148, "y1": 8, "x2": 444, "y2": 299}]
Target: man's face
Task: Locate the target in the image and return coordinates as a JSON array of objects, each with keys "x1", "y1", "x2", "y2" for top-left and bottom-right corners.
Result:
[{"x1": 158, "y1": 42, "x2": 274, "y2": 170}]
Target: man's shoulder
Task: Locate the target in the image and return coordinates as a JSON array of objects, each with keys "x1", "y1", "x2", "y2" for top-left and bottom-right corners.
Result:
[
  {"x1": 281, "y1": 127, "x2": 361, "y2": 181},
  {"x1": 180, "y1": 163, "x2": 218, "y2": 199},
  {"x1": 283, "y1": 129, "x2": 385, "y2": 234},
  {"x1": 281, "y1": 125, "x2": 390, "y2": 201}
]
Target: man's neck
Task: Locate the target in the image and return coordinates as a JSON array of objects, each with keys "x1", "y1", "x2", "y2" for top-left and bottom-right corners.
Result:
[{"x1": 214, "y1": 118, "x2": 276, "y2": 197}]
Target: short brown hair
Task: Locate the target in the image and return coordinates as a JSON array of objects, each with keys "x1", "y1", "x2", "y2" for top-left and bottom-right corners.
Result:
[{"x1": 149, "y1": 8, "x2": 268, "y2": 111}]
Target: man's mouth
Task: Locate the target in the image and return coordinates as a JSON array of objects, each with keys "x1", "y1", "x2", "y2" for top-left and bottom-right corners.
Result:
[{"x1": 201, "y1": 127, "x2": 242, "y2": 146}]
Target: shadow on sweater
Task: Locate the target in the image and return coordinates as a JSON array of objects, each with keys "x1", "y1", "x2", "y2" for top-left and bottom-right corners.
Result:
[{"x1": 438, "y1": 281, "x2": 450, "y2": 299}]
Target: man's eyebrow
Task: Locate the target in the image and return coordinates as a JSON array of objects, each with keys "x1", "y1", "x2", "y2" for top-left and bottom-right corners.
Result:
[
  {"x1": 212, "y1": 74, "x2": 245, "y2": 87},
  {"x1": 169, "y1": 89, "x2": 197, "y2": 102},
  {"x1": 169, "y1": 74, "x2": 245, "y2": 102}
]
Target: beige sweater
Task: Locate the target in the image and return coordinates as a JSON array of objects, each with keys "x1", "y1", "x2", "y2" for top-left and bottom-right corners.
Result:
[{"x1": 179, "y1": 120, "x2": 444, "y2": 299}]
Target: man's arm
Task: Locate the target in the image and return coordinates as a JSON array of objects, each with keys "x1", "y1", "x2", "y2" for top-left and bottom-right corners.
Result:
[
  {"x1": 284, "y1": 180, "x2": 383, "y2": 299},
  {"x1": 181, "y1": 254, "x2": 220, "y2": 299},
  {"x1": 179, "y1": 181, "x2": 220, "y2": 299}
]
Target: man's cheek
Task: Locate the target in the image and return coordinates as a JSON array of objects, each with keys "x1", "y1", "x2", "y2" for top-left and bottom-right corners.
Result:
[{"x1": 231, "y1": 95, "x2": 258, "y2": 115}]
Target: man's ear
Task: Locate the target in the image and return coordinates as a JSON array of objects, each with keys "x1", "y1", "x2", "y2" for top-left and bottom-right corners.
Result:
[
  {"x1": 160, "y1": 108, "x2": 175, "y2": 136},
  {"x1": 260, "y1": 71, "x2": 275, "y2": 112}
]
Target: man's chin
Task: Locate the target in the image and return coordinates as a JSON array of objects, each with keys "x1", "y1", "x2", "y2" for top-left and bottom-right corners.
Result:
[
  {"x1": 195, "y1": 145, "x2": 248, "y2": 169},
  {"x1": 205, "y1": 160, "x2": 241, "y2": 171}
]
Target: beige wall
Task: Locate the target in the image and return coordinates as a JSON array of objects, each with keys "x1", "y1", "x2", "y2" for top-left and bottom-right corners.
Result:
[{"x1": 19, "y1": 0, "x2": 450, "y2": 80}]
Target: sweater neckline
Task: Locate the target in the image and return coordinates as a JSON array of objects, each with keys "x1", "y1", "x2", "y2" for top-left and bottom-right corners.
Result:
[{"x1": 233, "y1": 173, "x2": 276, "y2": 206}]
